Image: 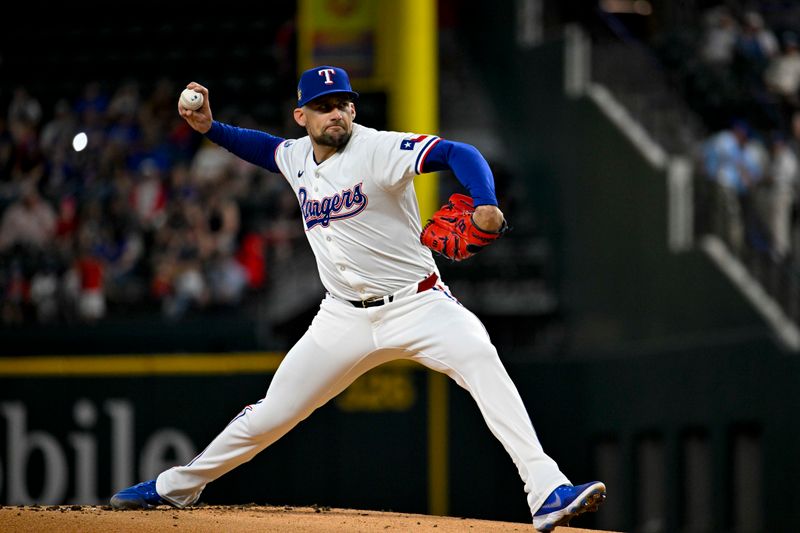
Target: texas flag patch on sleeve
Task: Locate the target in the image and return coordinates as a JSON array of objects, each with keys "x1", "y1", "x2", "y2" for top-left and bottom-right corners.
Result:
[{"x1": 399, "y1": 135, "x2": 428, "y2": 150}]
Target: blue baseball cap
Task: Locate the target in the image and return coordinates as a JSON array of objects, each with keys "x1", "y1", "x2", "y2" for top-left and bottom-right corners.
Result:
[{"x1": 297, "y1": 66, "x2": 359, "y2": 107}]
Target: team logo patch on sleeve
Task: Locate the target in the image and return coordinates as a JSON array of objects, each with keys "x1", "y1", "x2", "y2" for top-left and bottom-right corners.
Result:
[{"x1": 399, "y1": 135, "x2": 428, "y2": 150}]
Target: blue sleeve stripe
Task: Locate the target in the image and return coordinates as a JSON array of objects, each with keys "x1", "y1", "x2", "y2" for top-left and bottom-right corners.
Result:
[
  {"x1": 205, "y1": 121, "x2": 284, "y2": 174},
  {"x1": 414, "y1": 136, "x2": 441, "y2": 175},
  {"x1": 423, "y1": 139, "x2": 497, "y2": 206}
]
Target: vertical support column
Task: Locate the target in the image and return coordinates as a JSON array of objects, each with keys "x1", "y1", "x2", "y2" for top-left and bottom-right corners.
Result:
[
  {"x1": 668, "y1": 156, "x2": 693, "y2": 252},
  {"x1": 663, "y1": 430, "x2": 680, "y2": 533},
  {"x1": 427, "y1": 371, "x2": 449, "y2": 516},
  {"x1": 564, "y1": 24, "x2": 590, "y2": 99},
  {"x1": 390, "y1": 2, "x2": 445, "y2": 512},
  {"x1": 711, "y1": 425, "x2": 729, "y2": 532},
  {"x1": 620, "y1": 432, "x2": 636, "y2": 533},
  {"x1": 383, "y1": 0, "x2": 439, "y2": 221},
  {"x1": 297, "y1": 0, "x2": 445, "y2": 514}
]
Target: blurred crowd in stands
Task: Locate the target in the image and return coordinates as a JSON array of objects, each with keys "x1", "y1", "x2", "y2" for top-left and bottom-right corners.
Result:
[
  {"x1": 0, "y1": 80, "x2": 303, "y2": 326},
  {"x1": 687, "y1": 5, "x2": 800, "y2": 269}
]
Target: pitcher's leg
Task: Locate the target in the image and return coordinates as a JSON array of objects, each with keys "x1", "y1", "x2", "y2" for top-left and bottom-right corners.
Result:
[
  {"x1": 414, "y1": 346, "x2": 569, "y2": 514},
  {"x1": 157, "y1": 301, "x2": 379, "y2": 506},
  {"x1": 391, "y1": 292, "x2": 569, "y2": 515}
]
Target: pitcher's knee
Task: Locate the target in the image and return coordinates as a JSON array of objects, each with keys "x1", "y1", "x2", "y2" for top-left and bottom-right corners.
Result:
[
  {"x1": 450, "y1": 342, "x2": 501, "y2": 370},
  {"x1": 243, "y1": 402, "x2": 313, "y2": 438}
]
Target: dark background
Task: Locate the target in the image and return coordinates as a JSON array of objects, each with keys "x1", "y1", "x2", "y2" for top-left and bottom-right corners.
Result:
[{"x1": 2, "y1": 2, "x2": 799, "y2": 532}]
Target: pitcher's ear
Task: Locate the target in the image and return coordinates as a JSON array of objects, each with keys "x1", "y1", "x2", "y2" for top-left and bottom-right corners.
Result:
[{"x1": 294, "y1": 107, "x2": 306, "y2": 127}]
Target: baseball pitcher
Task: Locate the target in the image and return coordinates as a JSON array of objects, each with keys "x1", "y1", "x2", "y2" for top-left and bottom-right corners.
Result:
[{"x1": 110, "y1": 65, "x2": 605, "y2": 532}]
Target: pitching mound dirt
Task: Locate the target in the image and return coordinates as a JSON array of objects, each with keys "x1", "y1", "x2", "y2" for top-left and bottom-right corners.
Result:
[{"x1": 0, "y1": 504, "x2": 616, "y2": 532}]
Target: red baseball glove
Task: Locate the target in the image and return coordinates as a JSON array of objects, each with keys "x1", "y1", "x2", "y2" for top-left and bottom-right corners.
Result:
[{"x1": 420, "y1": 193, "x2": 508, "y2": 261}]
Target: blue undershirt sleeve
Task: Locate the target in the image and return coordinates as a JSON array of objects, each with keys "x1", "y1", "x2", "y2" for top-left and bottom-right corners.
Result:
[
  {"x1": 205, "y1": 121, "x2": 284, "y2": 174},
  {"x1": 421, "y1": 139, "x2": 498, "y2": 206}
]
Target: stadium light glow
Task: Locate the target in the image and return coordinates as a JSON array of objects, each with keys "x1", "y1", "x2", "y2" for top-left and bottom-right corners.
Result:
[{"x1": 72, "y1": 132, "x2": 88, "y2": 152}]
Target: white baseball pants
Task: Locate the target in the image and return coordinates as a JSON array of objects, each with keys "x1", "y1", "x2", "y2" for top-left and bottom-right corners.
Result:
[{"x1": 156, "y1": 285, "x2": 569, "y2": 516}]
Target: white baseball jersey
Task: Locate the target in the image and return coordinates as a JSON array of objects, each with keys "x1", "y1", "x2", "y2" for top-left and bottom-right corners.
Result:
[{"x1": 273, "y1": 123, "x2": 441, "y2": 301}]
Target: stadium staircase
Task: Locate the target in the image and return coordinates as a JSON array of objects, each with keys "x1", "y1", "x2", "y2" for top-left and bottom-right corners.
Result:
[{"x1": 573, "y1": 14, "x2": 800, "y2": 351}]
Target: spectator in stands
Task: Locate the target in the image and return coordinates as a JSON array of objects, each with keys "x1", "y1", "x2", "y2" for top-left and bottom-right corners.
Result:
[
  {"x1": 206, "y1": 250, "x2": 248, "y2": 307},
  {"x1": 140, "y1": 78, "x2": 177, "y2": 131},
  {"x1": 107, "y1": 81, "x2": 141, "y2": 121},
  {"x1": 167, "y1": 162, "x2": 198, "y2": 204},
  {"x1": 0, "y1": 78, "x2": 307, "y2": 326},
  {"x1": 205, "y1": 180, "x2": 240, "y2": 256},
  {"x1": 74, "y1": 82, "x2": 109, "y2": 118},
  {"x1": 702, "y1": 119, "x2": 764, "y2": 253},
  {"x1": 129, "y1": 158, "x2": 167, "y2": 231},
  {"x1": 733, "y1": 11, "x2": 779, "y2": 95},
  {"x1": 7, "y1": 103, "x2": 45, "y2": 184},
  {"x1": 764, "y1": 131, "x2": 799, "y2": 261},
  {"x1": 74, "y1": 245, "x2": 106, "y2": 323},
  {"x1": 700, "y1": 6, "x2": 739, "y2": 67},
  {"x1": 0, "y1": 180, "x2": 56, "y2": 252},
  {"x1": 53, "y1": 195, "x2": 79, "y2": 269},
  {"x1": 162, "y1": 261, "x2": 208, "y2": 320},
  {"x1": 106, "y1": 92, "x2": 141, "y2": 153},
  {"x1": 150, "y1": 194, "x2": 213, "y2": 319},
  {"x1": 0, "y1": 116, "x2": 14, "y2": 182},
  {"x1": 29, "y1": 260, "x2": 59, "y2": 323},
  {"x1": 39, "y1": 99, "x2": 78, "y2": 197},
  {"x1": 1, "y1": 257, "x2": 28, "y2": 324},
  {"x1": 40, "y1": 99, "x2": 77, "y2": 159},
  {"x1": 55, "y1": 195, "x2": 78, "y2": 242},
  {"x1": 236, "y1": 228, "x2": 267, "y2": 291},
  {"x1": 764, "y1": 32, "x2": 800, "y2": 126},
  {"x1": 8, "y1": 86, "x2": 42, "y2": 126},
  {"x1": 786, "y1": 112, "x2": 800, "y2": 265},
  {"x1": 126, "y1": 121, "x2": 172, "y2": 176},
  {"x1": 100, "y1": 217, "x2": 146, "y2": 304},
  {"x1": 745, "y1": 11, "x2": 779, "y2": 59},
  {"x1": 266, "y1": 188, "x2": 303, "y2": 260},
  {"x1": 190, "y1": 137, "x2": 235, "y2": 186}
]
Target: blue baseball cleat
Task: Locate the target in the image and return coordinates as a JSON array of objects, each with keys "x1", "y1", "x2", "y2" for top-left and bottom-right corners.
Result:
[
  {"x1": 110, "y1": 479, "x2": 168, "y2": 510},
  {"x1": 532, "y1": 481, "x2": 606, "y2": 532}
]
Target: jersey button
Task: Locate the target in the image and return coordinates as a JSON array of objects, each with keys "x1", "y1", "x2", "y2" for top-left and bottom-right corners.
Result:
[{"x1": 326, "y1": 236, "x2": 331, "y2": 242}]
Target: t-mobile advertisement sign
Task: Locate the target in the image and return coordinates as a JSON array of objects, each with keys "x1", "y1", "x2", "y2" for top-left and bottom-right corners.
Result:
[
  {"x1": 0, "y1": 368, "x2": 428, "y2": 508},
  {"x1": 0, "y1": 373, "x2": 274, "y2": 505},
  {"x1": 0, "y1": 399, "x2": 196, "y2": 505}
]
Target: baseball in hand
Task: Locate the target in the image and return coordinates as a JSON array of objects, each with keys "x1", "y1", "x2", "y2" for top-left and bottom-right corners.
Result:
[{"x1": 180, "y1": 88, "x2": 204, "y2": 110}]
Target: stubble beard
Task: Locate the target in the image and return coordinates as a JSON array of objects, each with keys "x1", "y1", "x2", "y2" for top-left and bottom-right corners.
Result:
[{"x1": 313, "y1": 126, "x2": 352, "y2": 149}]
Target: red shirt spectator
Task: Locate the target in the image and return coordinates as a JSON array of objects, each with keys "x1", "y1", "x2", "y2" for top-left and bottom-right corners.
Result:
[
  {"x1": 78, "y1": 256, "x2": 103, "y2": 291},
  {"x1": 236, "y1": 232, "x2": 266, "y2": 289}
]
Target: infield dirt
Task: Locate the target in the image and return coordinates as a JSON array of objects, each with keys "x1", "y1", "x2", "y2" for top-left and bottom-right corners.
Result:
[{"x1": 0, "y1": 504, "x2": 619, "y2": 532}]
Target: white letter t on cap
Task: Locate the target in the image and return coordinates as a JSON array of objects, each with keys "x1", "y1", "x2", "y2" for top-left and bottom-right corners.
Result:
[{"x1": 319, "y1": 68, "x2": 336, "y2": 85}]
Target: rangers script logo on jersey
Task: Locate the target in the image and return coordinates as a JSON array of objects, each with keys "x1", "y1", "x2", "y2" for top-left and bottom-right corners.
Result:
[{"x1": 299, "y1": 182, "x2": 368, "y2": 229}]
